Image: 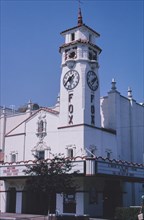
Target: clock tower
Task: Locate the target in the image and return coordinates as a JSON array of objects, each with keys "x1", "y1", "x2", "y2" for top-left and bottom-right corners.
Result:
[{"x1": 59, "y1": 8, "x2": 102, "y2": 128}]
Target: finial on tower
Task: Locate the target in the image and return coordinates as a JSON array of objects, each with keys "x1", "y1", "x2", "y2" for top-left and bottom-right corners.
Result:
[
  {"x1": 77, "y1": 5, "x2": 83, "y2": 26},
  {"x1": 127, "y1": 87, "x2": 132, "y2": 99},
  {"x1": 111, "y1": 78, "x2": 117, "y2": 91}
]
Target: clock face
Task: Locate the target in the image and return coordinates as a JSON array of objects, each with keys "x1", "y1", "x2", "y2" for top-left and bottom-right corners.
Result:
[
  {"x1": 87, "y1": 71, "x2": 99, "y2": 91},
  {"x1": 63, "y1": 70, "x2": 80, "y2": 90}
]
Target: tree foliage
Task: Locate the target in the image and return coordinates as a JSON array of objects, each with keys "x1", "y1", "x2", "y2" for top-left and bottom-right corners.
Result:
[{"x1": 24, "y1": 153, "x2": 79, "y2": 194}]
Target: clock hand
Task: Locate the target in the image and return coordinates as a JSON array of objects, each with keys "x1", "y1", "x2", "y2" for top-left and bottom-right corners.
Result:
[
  {"x1": 69, "y1": 74, "x2": 74, "y2": 84},
  {"x1": 64, "y1": 74, "x2": 74, "y2": 86},
  {"x1": 91, "y1": 77, "x2": 97, "y2": 85}
]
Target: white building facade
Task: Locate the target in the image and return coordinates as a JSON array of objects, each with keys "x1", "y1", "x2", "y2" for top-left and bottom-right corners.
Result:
[{"x1": 0, "y1": 9, "x2": 144, "y2": 219}]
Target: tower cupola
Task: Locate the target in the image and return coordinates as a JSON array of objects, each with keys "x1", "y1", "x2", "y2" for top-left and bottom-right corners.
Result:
[{"x1": 59, "y1": 8, "x2": 102, "y2": 128}]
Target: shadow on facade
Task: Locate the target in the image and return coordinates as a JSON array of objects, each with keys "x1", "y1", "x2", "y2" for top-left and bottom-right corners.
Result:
[
  {"x1": 22, "y1": 190, "x2": 56, "y2": 215},
  {"x1": 103, "y1": 180, "x2": 122, "y2": 218}
]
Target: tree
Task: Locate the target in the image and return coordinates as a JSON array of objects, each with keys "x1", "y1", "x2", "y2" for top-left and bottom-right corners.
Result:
[{"x1": 24, "y1": 153, "x2": 79, "y2": 216}]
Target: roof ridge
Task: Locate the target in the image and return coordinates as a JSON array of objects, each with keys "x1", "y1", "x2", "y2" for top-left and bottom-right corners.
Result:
[{"x1": 5, "y1": 107, "x2": 59, "y2": 136}]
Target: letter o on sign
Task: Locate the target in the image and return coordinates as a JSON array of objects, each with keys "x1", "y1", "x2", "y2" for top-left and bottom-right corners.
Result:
[{"x1": 69, "y1": 104, "x2": 73, "y2": 114}]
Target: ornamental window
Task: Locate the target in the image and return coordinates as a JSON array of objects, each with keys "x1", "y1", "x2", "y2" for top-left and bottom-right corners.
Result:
[
  {"x1": 89, "y1": 34, "x2": 92, "y2": 43},
  {"x1": 66, "y1": 145, "x2": 76, "y2": 158},
  {"x1": 10, "y1": 152, "x2": 18, "y2": 162},
  {"x1": 67, "y1": 148, "x2": 74, "y2": 158},
  {"x1": 65, "y1": 47, "x2": 77, "y2": 61},
  {"x1": 71, "y1": 33, "x2": 75, "y2": 41},
  {"x1": 32, "y1": 141, "x2": 51, "y2": 160},
  {"x1": 107, "y1": 152, "x2": 111, "y2": 159},
  {"x1": 105, "y1": 149, "x2": 112, "y2": 159},
  {"x1": 38, "y1": 120, "x2": 44, "y2": 133},
  {"x1": 36, "y1": 115, "x2": 47, "y2": 140},
  {"x1": 89, "y1": 48, "x2": 97, "y2": 61},
  {"x1": 11, "y1": 154, "x2": 16, "y2": 162},
  {"x1": 36, "y1": 150, "x2": 45, "y2": 160}
]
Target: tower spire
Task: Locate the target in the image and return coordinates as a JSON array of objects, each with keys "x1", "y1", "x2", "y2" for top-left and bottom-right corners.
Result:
[{"x1": 77, "y1": 7, "x2": 83, "y2": 26}]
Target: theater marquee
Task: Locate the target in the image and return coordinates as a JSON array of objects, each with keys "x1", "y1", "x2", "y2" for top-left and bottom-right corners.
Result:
[
  {"x1": 0, "y1": 159, "x2": 143, "y2": 181},
  {"x1": 96, "y1": 161, "x2": 144, "y2": 179}
]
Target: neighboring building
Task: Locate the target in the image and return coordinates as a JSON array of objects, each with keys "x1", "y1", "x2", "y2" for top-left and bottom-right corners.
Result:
[{"x1": 0, "y1": 8, "x2": 144, "y2": 219}]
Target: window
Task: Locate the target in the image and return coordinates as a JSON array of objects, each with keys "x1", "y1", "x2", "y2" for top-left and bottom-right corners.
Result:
[
  {"x1": 66, "y1": 145, "x2": 76, "y2": 158},
  {"x1": 71, "y1": 33, "x2": 75, "y2": 41},
  {"x1": 37, "y1": 150, "x2": 45, "y2": 159},
  {"x1": 63, "y1": 193, "x2": 76, "y2": 213},
  {"x1": 38, "y1": 120, "x2": 44, "y2": 133},
  {"x1": 89, "y1": 34, "x2": 92, "y2": 42},
  {"x1": 64, "y1": 193, "x2": 75, "y2": 203},
  {"x1": 36, "y1": 117, "x2": 47, "y2": 139},
  {"x1": 93, "y1": 51, "x2": 97, "y2": 60},
  {"x1": 105, "y1": 149, "x2": 112, "y2": 159},
  {"x1": 107, "y1": 152, "x2": 111, "y2": 159},
  {"x1": 89, "y1": 48, "x2": 97, "y2": 61},
  {"x1": 67, "y1": 148, "x2": 73, "y2": 158},
  {"x1": 11, "y1": 154, "x2": 16, "y2": 162}
]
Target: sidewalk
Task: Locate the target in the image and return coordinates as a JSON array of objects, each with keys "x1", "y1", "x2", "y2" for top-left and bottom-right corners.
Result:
[
  {"x1": 0, "y1": 213, "x2": 109, "y2": 220},
  {"x1": 0, "y1": 213, "x2": 47, "y2": 220}
]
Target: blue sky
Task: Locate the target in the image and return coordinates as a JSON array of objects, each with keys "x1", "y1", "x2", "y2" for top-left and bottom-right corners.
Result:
[{"x1": 1, "y1": 0, "x2": 144, "y2": 109}]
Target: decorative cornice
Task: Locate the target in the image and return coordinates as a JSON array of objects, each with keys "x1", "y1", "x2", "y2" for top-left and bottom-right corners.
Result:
[
  {"x1": 59, "y1": 38, "x2": 102, "y2": 53},
  {"x1": 58, "y1": 123, "x2": 116, "y2": 134},
  {"x1": 1, "y1": 156, "x2": 143, "y2": 168}
]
